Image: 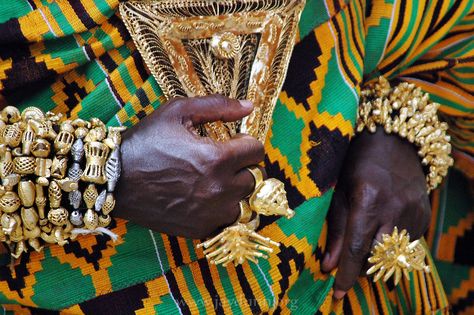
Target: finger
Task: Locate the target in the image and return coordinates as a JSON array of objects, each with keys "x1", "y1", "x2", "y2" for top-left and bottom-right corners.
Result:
[
  {"x1": 334, "y1": 210, "x2": 378, "y2": 299},
  {"x1": 232, "y1": 165, "x2": 267, "y2": 200},
  {"x1": 176, "y1": 95, "x2": 254, "y2": 125},
  {"x1": 220, "y1": 134, "x2": 265, "y2": 170},
  {"x1": 322, "y1": 188, "x2": 349, "y2": 273}
]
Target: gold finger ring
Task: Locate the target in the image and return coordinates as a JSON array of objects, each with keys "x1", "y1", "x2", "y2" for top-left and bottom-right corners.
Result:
[
  {"x1": 236, "y1": 200, "x2": 253, "y2": 224},
  {"x1": 366, "y1": 227, "x2": 430, "y2": 285},
  {"x1": 246, "y1": 166, "x2": 264, "y2": 192}
]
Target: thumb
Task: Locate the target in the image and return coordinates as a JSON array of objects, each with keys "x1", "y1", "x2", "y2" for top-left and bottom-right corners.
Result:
[{"x1": 180, "y1": 95, "x2": 253, "y2": 125}]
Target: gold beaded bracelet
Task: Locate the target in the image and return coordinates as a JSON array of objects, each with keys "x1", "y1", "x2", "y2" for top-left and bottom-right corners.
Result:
[
  {"x1": 0, "y1": 106, "x2": 125, "y2": 259},
  {"x1": 357, "y1": 77, "x2": 453, "y2": 191}
]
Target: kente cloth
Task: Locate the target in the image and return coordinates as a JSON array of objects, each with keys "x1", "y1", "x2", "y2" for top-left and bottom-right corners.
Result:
[{"x1": 0, "y1": 0, "x2": 472, "y2": 314}]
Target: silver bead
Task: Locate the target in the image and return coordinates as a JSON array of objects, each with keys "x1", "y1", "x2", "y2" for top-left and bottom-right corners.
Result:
[
  {"x1": 69, "y1": 190, "x2": 82, "y2": 209},
  {"x1": 95, "y1": 189, "x2": 106, "y2": 212},
  {"x1": 105, "y1": 147, "x2": 121, "y2": 192},
  {"x1": 67, "y1": 162, "x2": 82, "y2": 182},
  {"x1": 70, "y1": 210, "x2": 83, "y2": 226},
  {"x1": 71, "y1": 138, "x2": 84, "y2": 162}
]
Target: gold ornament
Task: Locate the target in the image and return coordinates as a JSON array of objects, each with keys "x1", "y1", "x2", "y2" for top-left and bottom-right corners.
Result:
[
  {"x1": 83, "y1": 184, "x2": 98, "y2": 210},
  {"x1": 54, "y1": 121, "x2": 75, "y2": 155},
  {"x1": 0, "y1": 191, "x2": 21, "y2": 213},
  {"x1": 13, "y1": 156, "x2": 36, "y2": 175},
  {"x1": 83, "y1": 209, "x2": 99, "y2": 230},
  {"x1": 47, "y1": 207, "x2": 69, "y2": 226},
  {"x1": 22, "y1": 124, "x2": 35, "y2": 155},
  {"x1": 48, "y1": 181, "x2": 62, "y2": 209},
  {"x1": 367, "y1": 227, "x2": 430, "y2": 285},
  {"x1": 82, "y1": 142, "x2": 110, "y2": 184},
  {"x1": 249, "y1": 178, "x2": 294, "y2": 218},
  {"x1": 51, "y1": 156, "x2": 68, "y2": 179},
  {"x1": 198, "y1": 215, "x2": 279, "y2": 266},
  {"x1": 98, "y1": 214, "x2": 112, "y2": 227},
  {"x1": 18, "y1": 180, "x2": 36, "y2": 207},
  {"x1": 120, "y1": 0, "x2": 305, "y2": 266},
  {"x1": 101, "y1": 193, "x2": 116, "y2": 215},
  {"x1": 357, "y1": 77, "x2": 453, "y2": 191},
  {"x1": 3, "y1": 124, "x2": 22, "y2": 148},
  {"x1": 31, "y1": 139, "x2": 51, "y2": 158},
  {"x1": 1, "y1": 106, "x2": 21, "y2": 123}
]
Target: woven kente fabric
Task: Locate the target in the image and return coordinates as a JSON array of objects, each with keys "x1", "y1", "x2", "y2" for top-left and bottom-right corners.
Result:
[{"x1": 0, "y1": 0, "x2": 473, "y2": 314}]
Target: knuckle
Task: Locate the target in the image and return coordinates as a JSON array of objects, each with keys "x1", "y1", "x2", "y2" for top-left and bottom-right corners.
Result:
[{"x1": 348, "y1": 239, "x2": 368, "y2": 258}]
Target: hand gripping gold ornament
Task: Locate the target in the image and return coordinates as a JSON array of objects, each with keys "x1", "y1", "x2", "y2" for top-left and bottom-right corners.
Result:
[{"x1": 120, "y1": 0, "x2": 306, "y2": 266}]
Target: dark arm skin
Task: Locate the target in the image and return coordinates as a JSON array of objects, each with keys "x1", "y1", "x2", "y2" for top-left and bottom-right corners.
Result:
[{"x1": 321, "y1": 129, "x2": 431, "y2": 299}]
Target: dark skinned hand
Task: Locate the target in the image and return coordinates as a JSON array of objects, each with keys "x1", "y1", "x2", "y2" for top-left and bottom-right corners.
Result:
[
  {"x1": 115, "y1": 95, "x2": 264, "y2": 239},
  {"x1": 321, "y1": 129, "x2": 431, "y2": 300}
]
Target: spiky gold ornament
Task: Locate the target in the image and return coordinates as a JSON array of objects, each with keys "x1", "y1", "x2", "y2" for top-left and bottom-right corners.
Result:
[{"x1": 367, "y1": 227, "x2": 430, "y2": 285}]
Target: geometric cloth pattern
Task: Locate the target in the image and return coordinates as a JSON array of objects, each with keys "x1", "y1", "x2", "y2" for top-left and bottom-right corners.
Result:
[{"x1": 0, "y1": 0, "x2": 472, "y2": 313}]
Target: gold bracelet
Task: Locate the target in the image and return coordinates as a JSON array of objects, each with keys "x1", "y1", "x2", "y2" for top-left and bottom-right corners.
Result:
[
  {"x1": 357, "y1": 77, "x2": 453, "y2": 192},
  {"x1": 0, "y1": 106, "x2": 125, "y2": 259}
]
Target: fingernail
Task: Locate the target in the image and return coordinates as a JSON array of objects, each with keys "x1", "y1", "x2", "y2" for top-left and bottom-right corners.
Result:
[
  {"x1": 333, "y1": 290, "x2": 346, "y2": 300},
  {"x1": 239, "y1": 100, "x2": 253, "y2": 110}
]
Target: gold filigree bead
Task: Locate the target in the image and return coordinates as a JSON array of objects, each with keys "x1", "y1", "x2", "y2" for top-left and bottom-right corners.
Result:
[
  {"x1": 13, "y1": 156, "x2": 36, "y2": 175},
  {"x1": 98, "y1": 214, "x2": 112, "y2": 227},
  {"x1": 0, "y1": 191, "x2": 21, "y2": 213},
  {"x1": 48, "y1": 181, "x2": 62, "y2": 209},
  {"x1": 22, "y1": 124, "x2": 35, "y2": 155},
  {"x1": 51, "y1": 156, "x2": 68, "y2": 179},
  {"x1": 18, "y1": 180, "x2": 36, "y2": 207},
  {"x1": 3, "y1": 124, "x2": 22, "y2": 148},
  {"x1": 47, "y1": 207, "x2": 68, "y2": 226},
  {"x1": 83, "y1": 209, "x2": 98, "y2": 230},
  {"x1": 54, "y1": 121, "x2": 75, "y2": 155},
  {"x1": 83, "y1": 184, "x2": 98, "y2": 210},
  {"x1": 82, "y1": 142, "x2": 109, "y2": 184},
  {"x1": 101, "y1": 193, "x2": 116, "y2": 215},
  {"x1": 21, "y1": 107, "x2": 45, "y2": 122},
  {"x1": 35, "y1": 158, "x2": 52, "y2": 178}
]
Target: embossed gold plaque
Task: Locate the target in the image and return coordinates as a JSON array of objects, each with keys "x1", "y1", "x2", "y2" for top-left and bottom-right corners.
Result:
[{"x1": 120, "y1": 0, "x2": 305, "y2": 142}]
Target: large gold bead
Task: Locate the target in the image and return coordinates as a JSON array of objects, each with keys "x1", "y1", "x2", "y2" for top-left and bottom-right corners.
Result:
[
  {"x1": 13, "y1": 156, "x2": 36, "y2": 175},
  {"x1": 18, "y1": 180, "x2": 36, "y2": 207},
  {"x1": 21, "y1": 107, "x2": 45, "y2": 121},
  {"x1": 83, "y1": 209, "x2": 98, "y2": 230},
  {"x1": 0, "y1": 191, "x2": 21, "y2": 213},
  {"x1": 51, "y1": 156, "x2": 68, "y2": 179},
  {"x1": 47, "y1": 207, "x2": 68, "y2": 226}
]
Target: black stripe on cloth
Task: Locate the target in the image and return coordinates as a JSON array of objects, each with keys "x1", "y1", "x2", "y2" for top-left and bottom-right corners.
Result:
[
  {"x1": 168, "y1": 235, "x2": 185, "y2": 267},
  {"x1": 131, "y1": 50, "x2": 150, "y2": 83},
  {"x1": 26, "y1": 0, "x2": 36, "y2": 9},
  {"x1": 79, "y1": 282, "x2": 148, "y2": 314},
  {"x1": 165, "y1": 270, "x2": 192, "y2": 315},
  {"x1": 425, "y1": 0, "x2": 463, "y2": 39},
  {"x1": 106, "y1": 77, "x2": 125, "y2": 108},
  {"x1": 62, "y1": 78, "x2": 88, "y2": 110},
  {"x1": 109, "y1": 13, "x2": 132, "y2": 42},
  {"x1": 452, "y1": 290, "x2": 474, "y2": 314},
  {"x1": 99, "y1": 53, "x2": 118, "y2": 74},
  {"x1": 342, "y1": 295, "x2": 353, "y2": 314},
  {"x1": 426, "y1": 0, "x2": 444, "y2": 37},
  {"x1": 235, "y1": 265, "x2": 262, "y2": 314},
  {"x1": 69, "y1": 0, "x2": 97, "y2": 29},
  {"x1": 135, "y1": 86, "x2": 150, "y2": 107},
  {"x1": 331, "y1": 16, "x2": 358, "y2": 86},
  {"x1": 0, "y1": 251, "x2": 32, "y2": 299},
  {"x1": 282, "y1": 30, "x2": 322, "y2": 110},
  {"x1": 387, "y1": 0, "x2": 407, "y2": 48},
  {"x1": 0, "y1": 19, "x2": 28, "y2": 44},
  {"x1": 197, "y1": 259, "x2": 225, "y2": 314},
  {"x1": 276, "y1": 245, "x2": 306, "y2": 302},
  {"x1": 371, "y1": 281, "x2": 385, "y2": 314},
  {"x1": 1, "y1": 58, "x2": 56, "y2": 91},
  {"x1": 84, "y1": 44, "x2": 96, "y2": 60},
  {"x1": 347, "y1": 3, "x2": 363, "y2": 58}
]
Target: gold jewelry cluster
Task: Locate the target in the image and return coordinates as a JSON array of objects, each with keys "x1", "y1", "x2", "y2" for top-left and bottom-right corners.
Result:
[
  {"x1": 357, "y1": 77, "x2": 453, "y2": 192},
  {"x1": 0, "y1": 106, "x2": 125, "y2": 259},
  {"x1": 198, "y1": 167, "x2": 294, "y2": 266},
  {"x1": 367, "y1": 227, "x2": 430, "y2": 285}
]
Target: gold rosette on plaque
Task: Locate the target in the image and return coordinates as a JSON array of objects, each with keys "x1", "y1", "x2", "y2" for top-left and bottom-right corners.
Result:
[{"x1": 120, "y1": 0, "x2": 305, "y2": 266}]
